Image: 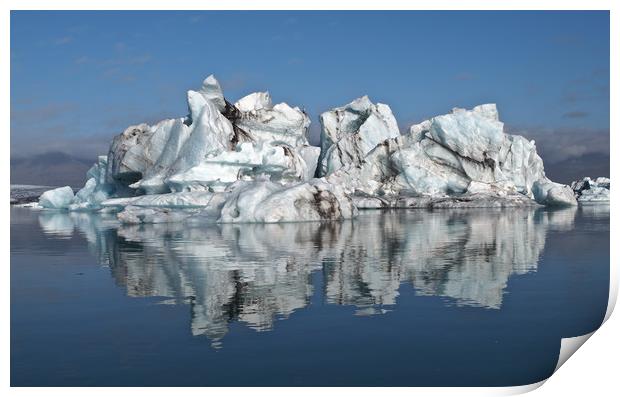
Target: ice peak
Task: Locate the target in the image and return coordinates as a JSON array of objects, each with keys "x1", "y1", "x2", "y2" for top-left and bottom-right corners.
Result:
[
  {"x1": 235, "y1": 92, "x2": 273, "y2": 112},
  {"x1": 473, "y1": 103, "x2": 499, "y2": 121},
  {"x1": 198, "y1": 74, "x2": 226, "y2": 112},
  {"x1": 449, "y1": 104, "x2": 499, "y2": 121},
  {"x1": 344, "y1": 95, "x2": 373, "y2": 114},
  {"x1": 202, "y1": 74, "x2": 219, "y2": 87}
]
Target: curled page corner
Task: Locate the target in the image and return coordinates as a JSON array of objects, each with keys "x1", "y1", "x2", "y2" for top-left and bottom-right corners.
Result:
[
  {"x1": 554, "y1": 331, "x2": 595, "y2": 373},
  {"x1": 502, "y1": 379, "x2": 548, "y2": 395},
  {"x1": 604, "y1": 263, "x2": 618, "y2": 323},
  {"x1": 546, "y1": 243, "x2": 619, "y2": 383}
]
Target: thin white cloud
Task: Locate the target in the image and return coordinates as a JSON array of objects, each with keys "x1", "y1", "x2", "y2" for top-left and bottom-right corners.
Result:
[
  {"x1": 287, "y1": 57, "x2": 304, "y2": 65},
  {"x1": 74, "y1": 56, "x2": 90, "y2": 65},
  {"x1": 53, "y1": 36, "x2": 73, "y2": 46},
  {"x1": 10, "y1": 102, "x2": 77, "y2": 124},
  {"x1": 127, "y1": 54, "x2": 152, "y2": 64},
  {"x1": 562, "y1": 110, "x2": 589, "y2": 119},
  {"x1": 188, "y1": 15, "x2": 204, "y2": 24}
]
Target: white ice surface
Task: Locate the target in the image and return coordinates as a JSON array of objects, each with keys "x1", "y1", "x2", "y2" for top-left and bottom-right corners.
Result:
[
  {"x1": 325, "y1": 103, "x2": 576, "y2": 207},
  {"x1": 317, "y1": 96, "x2": 400, "y2": 177},
  {"x1": 217, "y1": 180, "x2": 357, "y2": 223},
  {"x1": 38, "y1": 186, "x2": 75, "y2": 209},
  {"x1": 38, "y1": 80, "x2": 581, "y2": 219},
  {"x1": 41, "y1": 74, "x2": 320, "y2": 215}
]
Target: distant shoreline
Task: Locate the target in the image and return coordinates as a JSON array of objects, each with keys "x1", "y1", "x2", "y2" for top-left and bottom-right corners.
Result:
[{"x1": 10, "y1": 185, "x2": 79, "y2": 205}]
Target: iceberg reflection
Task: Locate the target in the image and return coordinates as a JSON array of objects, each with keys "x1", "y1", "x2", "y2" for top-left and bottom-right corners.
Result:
[{"x1": 38, "y1": 207, "x2": 577, "y2": 347}]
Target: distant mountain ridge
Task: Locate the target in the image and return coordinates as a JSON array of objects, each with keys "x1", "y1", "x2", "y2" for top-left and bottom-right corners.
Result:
[
  {"x1": 11, "y1": 151, "x2": 94, "y2": 188},
  {"x1": 10, "y1": 149, "x2": 608, "y2": 190},
  {"x1": 543, "y1": 153, "x2": 610, "y2": 185}
]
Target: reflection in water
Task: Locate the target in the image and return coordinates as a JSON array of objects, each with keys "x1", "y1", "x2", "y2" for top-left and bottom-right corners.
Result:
[
  {"x1": 579, "y1": 203, "x2": 611, "y2": 219},
  {"x1": 38, "y1": 212, "x2": 76, "y2": 238},
  {"x1": 38, "y1": 207, "x2": 579, "y2": 347}
]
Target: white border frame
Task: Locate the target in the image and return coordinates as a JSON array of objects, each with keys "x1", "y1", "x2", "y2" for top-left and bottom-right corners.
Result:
[{"x1": 2, "y1": 1, "x2": 617, "y2": 396}]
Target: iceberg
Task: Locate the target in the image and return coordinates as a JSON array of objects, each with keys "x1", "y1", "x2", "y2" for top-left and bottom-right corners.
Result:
[
  {"x1": 325, "y1": 104, "x2": 577, "y2": 208},
  {"x1": 101, "y1": 74, "x2": 318, "y2": 198},
  {"x1": 571, "y1": 177, "x2": 610, "y2": 202},
  {"x1": 38, "y1": 74, "x2": 579, "y2": 223},
  {"x1": 38, "y1": 186, "x2": 74, "y2": 209},
  {"x1": 531, "y1": 180, "x2": 579, "y2": 207},
  {"x1": 43, "y1": 74, "x2": 322, "y2": 216},
  {"x1": 69, "y1": 155, "x2": 112, "y2": 210}
]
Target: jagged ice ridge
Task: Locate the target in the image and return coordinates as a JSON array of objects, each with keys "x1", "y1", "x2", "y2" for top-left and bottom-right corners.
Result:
[
  {"x1": 571, "y1": 177, "x2": 610, "y2": 202},
  {"x1": 39, "y1": 74, "x2": 581, "y2": 223}
]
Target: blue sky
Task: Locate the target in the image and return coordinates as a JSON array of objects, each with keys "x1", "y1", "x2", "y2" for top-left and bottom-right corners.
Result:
[{"x1": 11, "y1": 11, "x2": 609, "y2": 166}]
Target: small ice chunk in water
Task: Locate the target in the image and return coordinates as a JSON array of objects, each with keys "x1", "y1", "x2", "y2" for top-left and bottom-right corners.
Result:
[{"x1": 38, "y1": 186, "x2": 75, "y2": 209}]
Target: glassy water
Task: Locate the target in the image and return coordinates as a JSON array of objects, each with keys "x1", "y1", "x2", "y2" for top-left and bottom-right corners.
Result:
[{"x1": 10, "y1": 205, "x2": 609, "y2": 386}]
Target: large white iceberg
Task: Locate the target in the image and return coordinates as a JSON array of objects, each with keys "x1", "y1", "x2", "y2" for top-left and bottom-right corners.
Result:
[
  {"x1": 38, "y1": 74, "x2": 579, "y2": 222},
  {"x1": 43, "y1": 74, "x2": 323, "y2": 218}
]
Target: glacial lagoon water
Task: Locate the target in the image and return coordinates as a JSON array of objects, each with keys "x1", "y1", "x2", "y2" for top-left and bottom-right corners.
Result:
[{"x1": 10, "y1": 205, "x2": 609, "y2": 386}]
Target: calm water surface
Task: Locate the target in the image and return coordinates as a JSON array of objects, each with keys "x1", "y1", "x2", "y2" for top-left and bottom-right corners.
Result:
[{"x1": 10, "y1": 205, "x2": 609, "y2": 386}]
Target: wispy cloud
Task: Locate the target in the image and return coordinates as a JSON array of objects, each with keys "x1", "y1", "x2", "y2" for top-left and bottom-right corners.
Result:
[
  {"x1": 287, "y1": 57, "x2": 304, "y2": 65},
  {"x1": 220, "y1": 74, "x2": 249, "y2": 91},
  {"x1": 114, "y1": 41, "x2": 128, "y2": 52},
  {"x1": 74, "y1": 46, "x2": 152, "y2": 82},
  {"x1": 127, "y1": 54, "x2": 152, "y2": 65},
  {"x1": 327, "y1": 19, "x2": 339, "y2": 27},
  {"x1": 10, "y1": 102, "x2": 77, "y2": 125},
  {"x1": 102, "y1": 53, "x2": 152, "y2": 66},
  {"x1": 74, "y1": 56, "x2": 90, "y2": 65},
  {"x1": 562, "y1": 86, "x2": 609, "y2": 103},
  {"x1": 188, "y1": 15, "x2": 204, "y2": 24},
  {"x1": 561, "y1": 68, "x2": 609, "y2": 103},
  {"x1": 101, "y1": 67, "x2": 136, "y2": 83},
  {"x1": 53, "y1": 36, "x2": 73, "y2": 46},
  {"x1": 66, "y1": 24, "x2": 89, "y2": 34},
  {"x1": 562, "y1": 110, "x2": 589, "y2": 119},
  {"x1": 102, "y1": 108, "x2": 175, "y2": 130},
  {"x1": 271, "y1": 31, "x2": 303, "y2": 42},
  {"x1": 549, "y1": 34, "x2": 584, "y2": 48},
  {"x1": 454, "y1": 72, "x2": 476, "y2": 81}
]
